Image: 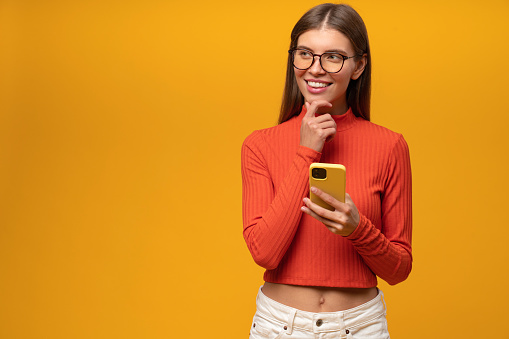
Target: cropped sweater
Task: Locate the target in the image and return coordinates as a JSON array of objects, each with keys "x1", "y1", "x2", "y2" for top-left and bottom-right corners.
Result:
[{"x1": 241, "y1": 107, "x2": 412, "y2": 287}]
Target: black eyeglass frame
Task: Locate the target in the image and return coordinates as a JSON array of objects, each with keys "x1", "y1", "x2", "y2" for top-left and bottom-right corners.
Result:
[{"x1": 288, "y1": 48, "x2": 359, "y2": 74}]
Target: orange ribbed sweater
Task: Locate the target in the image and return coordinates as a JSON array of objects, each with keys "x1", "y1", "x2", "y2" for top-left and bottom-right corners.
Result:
[{"x1": 241, "y1": 107, "x2": 412, "y2": 287}]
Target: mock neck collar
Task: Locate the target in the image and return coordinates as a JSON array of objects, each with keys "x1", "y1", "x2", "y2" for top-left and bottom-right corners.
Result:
[{"x1": 298, "y1": 106, "x2": 358, "y2": 132}]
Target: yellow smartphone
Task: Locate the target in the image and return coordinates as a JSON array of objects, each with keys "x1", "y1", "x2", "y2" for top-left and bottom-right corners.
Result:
[{"x1": 309, "y1": 163, "x2": 346, "y2": 211}]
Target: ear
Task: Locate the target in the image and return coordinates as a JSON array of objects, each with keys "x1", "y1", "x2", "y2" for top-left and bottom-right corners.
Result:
[{"x1": 351, "y1": 53, "x2": 367, "y2": 80}]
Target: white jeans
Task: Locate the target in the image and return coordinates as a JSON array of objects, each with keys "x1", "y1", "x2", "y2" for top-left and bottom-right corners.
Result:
[{"x1": 249, "y1": 287, "x2": 390, "y2": 339}]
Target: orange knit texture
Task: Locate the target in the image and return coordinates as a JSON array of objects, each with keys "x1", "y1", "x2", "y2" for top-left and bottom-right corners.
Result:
[{"x1": 241, "y1": 107, "x2": 412, "y2": 287}]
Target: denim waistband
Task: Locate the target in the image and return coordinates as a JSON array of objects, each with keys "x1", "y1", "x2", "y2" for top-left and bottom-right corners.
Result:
[{"x1": 255, "y1": 286, "x2": 387, "y2": 334}]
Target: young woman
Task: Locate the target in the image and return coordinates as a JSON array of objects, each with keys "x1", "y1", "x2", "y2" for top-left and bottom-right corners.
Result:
[{"x1": 241, "y1": 3, "x2": 412, "y2": 338}]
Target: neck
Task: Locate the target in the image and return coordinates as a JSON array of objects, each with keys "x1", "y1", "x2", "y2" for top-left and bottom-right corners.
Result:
[{"x1": 330, "y1": 99, "x2": 349, "y2": 115}]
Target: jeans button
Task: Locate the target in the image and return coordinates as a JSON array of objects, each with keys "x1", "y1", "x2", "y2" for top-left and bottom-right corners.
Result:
[{"x1": 316, "y1": 319, "x2": 323, "y2": 327}]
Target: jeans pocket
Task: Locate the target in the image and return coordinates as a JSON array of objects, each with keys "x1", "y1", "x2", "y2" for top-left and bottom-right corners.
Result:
[
  {"x1": 249, "y1": 313, "x2": 286, "y2": 339},
  {"x1": 347, "y1": 313, "x2": 390, "y2": 339}
]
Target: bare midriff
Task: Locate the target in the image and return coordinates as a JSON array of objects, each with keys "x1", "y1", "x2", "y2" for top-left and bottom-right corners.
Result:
[{"x1": 262, "y1": 282, "x2": 378, "y2": 312}]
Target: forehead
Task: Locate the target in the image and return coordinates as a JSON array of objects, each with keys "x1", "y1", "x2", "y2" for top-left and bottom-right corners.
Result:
[{"x1": 297, "y1": 28, "x2": 353, "y2": 53}]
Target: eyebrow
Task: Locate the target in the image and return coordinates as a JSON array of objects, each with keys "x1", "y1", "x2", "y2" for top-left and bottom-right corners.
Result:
[{"x1": 297, "y1": 45, "x2": 348, "y2": 55}]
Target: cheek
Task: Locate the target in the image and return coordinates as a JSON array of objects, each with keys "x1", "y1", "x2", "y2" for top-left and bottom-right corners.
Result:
[
  {"x1": 331, "y1": 69, "x2": 352, "y2": 83},
  {"x1": 294, "y1": 69, "x2": 307, "y2": 93},
  {"x1": 338, "y1": 63, "x2": 356, "y2": 81},
  {"x1": 331, "y1": 73, "x2": 352, "y2": 89},
  {"x1": 294, "y1": 68, "x2": 306, "y2": 80}
]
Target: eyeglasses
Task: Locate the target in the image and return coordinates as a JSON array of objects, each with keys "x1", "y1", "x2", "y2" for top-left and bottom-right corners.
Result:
[{"x1": 289, "y1": 48, "x2": 357, "y2": 74}]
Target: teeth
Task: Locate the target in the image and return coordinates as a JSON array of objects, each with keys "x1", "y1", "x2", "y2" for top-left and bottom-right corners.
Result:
[{"x1": 307, "y1": 81, "x2": 329, "y2": 88}]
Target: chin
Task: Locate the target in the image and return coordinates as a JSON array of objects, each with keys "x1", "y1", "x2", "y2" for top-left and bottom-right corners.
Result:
[{"x1": 304, "y1": 94, "x2": 334, "y2": 104}]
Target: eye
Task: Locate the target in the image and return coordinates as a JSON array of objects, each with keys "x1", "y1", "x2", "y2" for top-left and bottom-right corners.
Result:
[
  {"x1": 324, "y1": 53, "x2": 343, "y2": 63},
  {"x1": 297, "y1": 50, "x2": 313, "y2": 59}
]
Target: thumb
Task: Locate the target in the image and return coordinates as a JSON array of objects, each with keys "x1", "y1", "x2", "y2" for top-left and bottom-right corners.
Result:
[{"x1": 345, "y1": 193, "x2": 353, "y2": 205}]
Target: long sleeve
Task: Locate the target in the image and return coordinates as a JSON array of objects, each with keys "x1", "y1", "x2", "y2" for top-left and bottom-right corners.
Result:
[
  {"x1": 241, "y1": 109, "x2": 412, "y2": 288},
  {"x1": 241, "y1": 131, "x2": 321, "y2": 270},
  {"x1": 346, "y1": 135, "x2": 412, "y2": 285}
]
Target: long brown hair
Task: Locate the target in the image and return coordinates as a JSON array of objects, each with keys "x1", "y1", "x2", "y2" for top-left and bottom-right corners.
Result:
[{"x1": 278, "y1": 3, "x2": 371, "y2": 124}]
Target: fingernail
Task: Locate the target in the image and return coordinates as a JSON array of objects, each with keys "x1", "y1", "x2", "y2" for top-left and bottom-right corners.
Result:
[{"x1": 310, "y1": 187, "x2": 316, "y2": 193}]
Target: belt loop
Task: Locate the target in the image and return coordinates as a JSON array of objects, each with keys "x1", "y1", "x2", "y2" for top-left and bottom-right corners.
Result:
[
  {"x1": 338, "y1": 311, "x2": 346, "y2": 329},
  {"x1": 286, "y1": 309, "x2": 297, "y2": 334},
  {"x1": 381, "y1": 293, "x2": 387, "y2": 313}
]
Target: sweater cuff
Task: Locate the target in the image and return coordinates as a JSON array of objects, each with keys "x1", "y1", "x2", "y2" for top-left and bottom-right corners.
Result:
[
  {"x1": 345, "y1": 213, "x2": 375, "y2": 248},
  {"x1": 296, "y1": 145, "x2": 322, "y2": 163}
]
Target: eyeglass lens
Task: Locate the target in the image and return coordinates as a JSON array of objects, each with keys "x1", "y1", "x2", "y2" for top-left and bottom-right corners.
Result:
[{"x1": 292, "y1": 49, "x2": 345, "y2": 73}]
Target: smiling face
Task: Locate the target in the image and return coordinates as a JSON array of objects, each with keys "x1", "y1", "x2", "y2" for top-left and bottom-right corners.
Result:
[{"x1": 294, "y1": 28, "x2": 366, "y2": 115}]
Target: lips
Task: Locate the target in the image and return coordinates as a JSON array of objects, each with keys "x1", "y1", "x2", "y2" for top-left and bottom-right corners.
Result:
[
  {"x1": 306, "y1": 80, "x2": 331, "y2": 88},
  {"x1": 305, "y1": 80, "x2": 332, "y2": 94}
]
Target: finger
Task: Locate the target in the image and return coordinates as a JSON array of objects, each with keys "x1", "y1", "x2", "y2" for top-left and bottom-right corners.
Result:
[
  {"x1": 311, "y1": 100, "x2": 333, "y2": 108},
  {"x1": 323, "y1": 127, "x2": 337, "y2": 142},
  {"x1": 345, "y1": 193, "x2": 353, "y2": 204},
  {"x1": 344, "y1": 193, "x2": 360, "y2": 227},
  {"x1": 325, "y1": 133, "x2": 335, "y2": 143},
  {"x1": 313, "y1": 119, "x2": 336, "y2": 141},
  {"x1": 304, "y1": 101, "x2": 314, "y2": 117},
  {"x1": 343, "y1": 193, "x2": 357, "y2": 214},
  {"x1": 303, "y1": 120, "x2": 336, "y2": 138},
  {"x1": 312, "y1": 120, "x2": 336, "y2": 130},
  {"x1": 301, "y1": 205, "x2": 343, "y2": 234},
  {"x1": 343, "y1": 193, "x2": 356, "y2": 210},
  {"x1": 310, "y1": 186, "x2": 346, "y2": 211},
  {"x1": 308, "y1": 117, "x2": 336, "y2": 134},
  {"x1": 305, "y1": 100, "x2": 332, "y2": 117},
  {"x1": 303, "y1": 196, "x2": 340, "y2": 222},
  {"x1": 311, "y1": 113, "x2": 335, "y2": 124}
]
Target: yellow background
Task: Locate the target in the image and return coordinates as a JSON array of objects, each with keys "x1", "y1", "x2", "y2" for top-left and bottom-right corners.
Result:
[{"x1": 1, "y1": 0, "x2": 508, "y2": 338}]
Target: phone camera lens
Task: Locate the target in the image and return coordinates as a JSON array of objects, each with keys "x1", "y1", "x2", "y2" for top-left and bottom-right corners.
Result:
[{"x1": 312, "y1": 168, "x2": 327, "y2": 179}]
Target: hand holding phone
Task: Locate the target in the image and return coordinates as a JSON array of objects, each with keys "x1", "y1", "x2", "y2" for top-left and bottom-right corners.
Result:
[{"x1": 309, "y1": 163, "x2": 346, "y2": 211}]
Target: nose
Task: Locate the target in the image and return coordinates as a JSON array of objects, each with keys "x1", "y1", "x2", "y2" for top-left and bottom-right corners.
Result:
[{"x1": 308, "y1": 56, "x2": 326, "y2": 75}]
